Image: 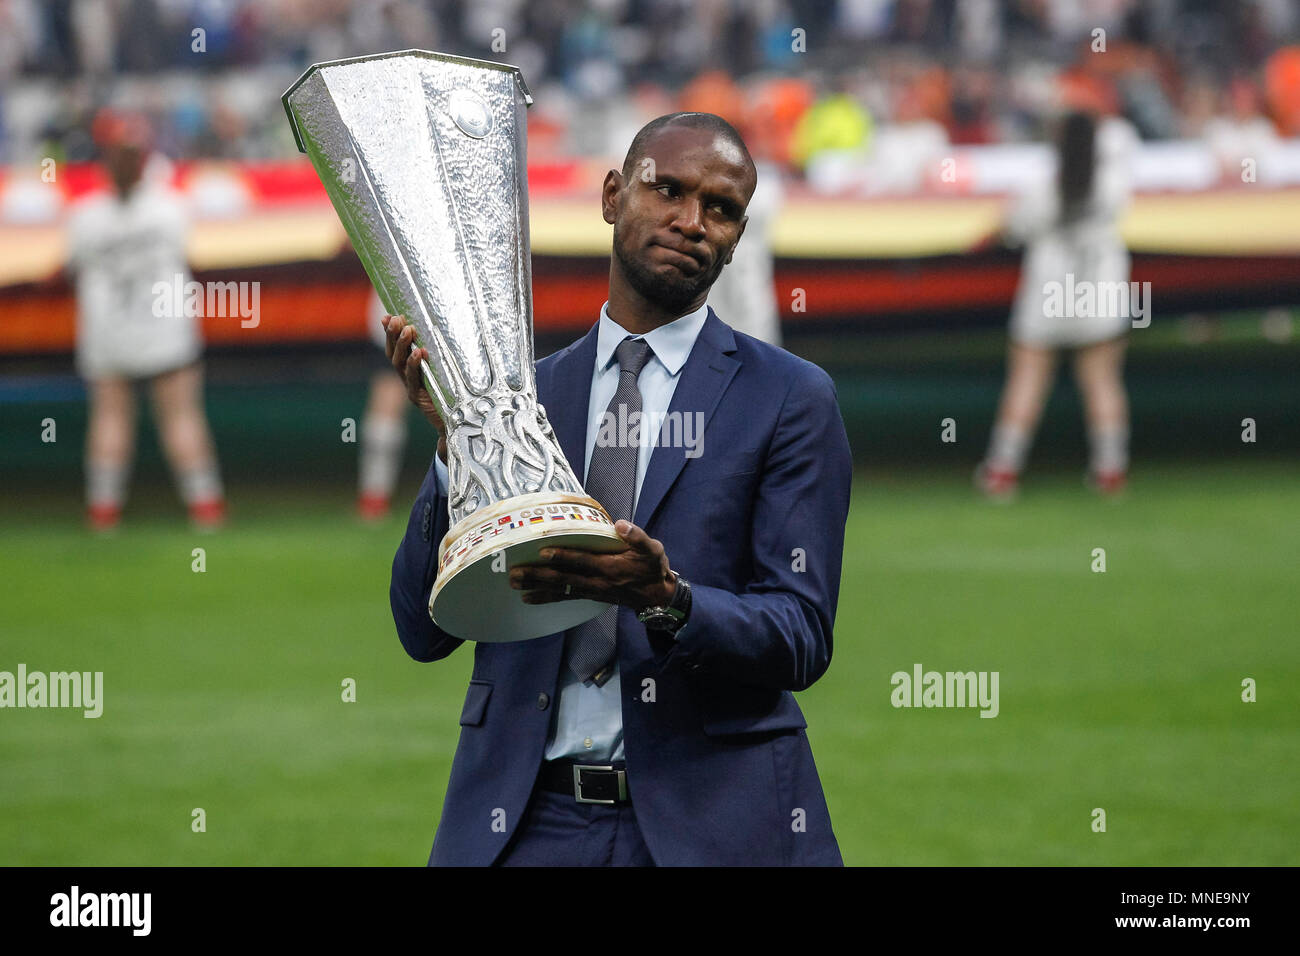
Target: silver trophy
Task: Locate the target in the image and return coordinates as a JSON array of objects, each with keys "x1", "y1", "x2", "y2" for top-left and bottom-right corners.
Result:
[{"x1": 283, "y1": 50, "x2": 623, "y2": 642}]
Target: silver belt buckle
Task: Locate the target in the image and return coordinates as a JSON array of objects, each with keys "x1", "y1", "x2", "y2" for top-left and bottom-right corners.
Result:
[{"x1": 572, "y1": 763, "x2": 627, "y2": 805}]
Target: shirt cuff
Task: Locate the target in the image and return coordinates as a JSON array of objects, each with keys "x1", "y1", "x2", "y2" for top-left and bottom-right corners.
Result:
[{"x1": 434, "y1": 455, "x2": 449, "y2": 494}]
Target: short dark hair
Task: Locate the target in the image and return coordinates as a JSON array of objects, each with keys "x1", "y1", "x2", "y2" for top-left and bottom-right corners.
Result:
[{"x1": 620, "y1": 112, "x2": 756, "y2": 190}]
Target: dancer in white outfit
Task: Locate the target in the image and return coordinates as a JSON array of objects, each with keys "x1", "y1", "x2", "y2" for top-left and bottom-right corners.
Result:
[
  {"x1": 69, "y1": 111, "x2": 225, "y2": 531},
  {"x1": 706, "y1": 160, "x2": 784, "y2": 346},
  {"x1": 356, "y1": 291, "x2": 411, "y2": 520},
  {"x1": 977, "y1": 112, "x2": 1137, "y2": 499}
]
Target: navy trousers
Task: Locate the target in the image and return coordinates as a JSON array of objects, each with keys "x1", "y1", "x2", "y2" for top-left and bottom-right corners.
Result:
[{"x1": 495, "y1": 787, "x2": 656, "y2": 867}]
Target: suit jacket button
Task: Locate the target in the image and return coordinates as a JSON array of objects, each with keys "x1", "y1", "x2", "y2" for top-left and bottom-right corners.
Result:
[
  {"x1": 537, "y1": 693, "x2": 550, "y2": 710},
  {"x1": 420, "y1": 501, "x2": 432, "y2": 542}
]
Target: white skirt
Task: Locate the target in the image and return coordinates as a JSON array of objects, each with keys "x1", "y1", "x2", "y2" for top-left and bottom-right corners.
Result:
[
  {"x1": 76, "y1": 301, "x2": 202, "y2": 380},
  {"x1": 1010, "y1": 234, "x2": 1133, "y2": 348}
]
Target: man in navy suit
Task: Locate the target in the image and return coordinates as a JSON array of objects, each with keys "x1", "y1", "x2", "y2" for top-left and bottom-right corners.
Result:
[{"x1": 385, "y1": 112, "x2": 852, "y2": 866}]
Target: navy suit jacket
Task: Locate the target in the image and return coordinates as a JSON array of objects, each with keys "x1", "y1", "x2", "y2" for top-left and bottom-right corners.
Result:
[{"x1": 390, "y1": 307, "x2": 853, "y2": 866}]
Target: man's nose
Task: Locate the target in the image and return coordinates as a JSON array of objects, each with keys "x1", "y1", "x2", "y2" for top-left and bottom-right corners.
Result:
[{"x1": 671, "y1": 198, "x2": 706, "y2": 240}]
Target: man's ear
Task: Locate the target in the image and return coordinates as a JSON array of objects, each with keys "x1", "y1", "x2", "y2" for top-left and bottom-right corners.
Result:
[{"x1": 601, "y1": 170, "x2": 624, "y2": 225}]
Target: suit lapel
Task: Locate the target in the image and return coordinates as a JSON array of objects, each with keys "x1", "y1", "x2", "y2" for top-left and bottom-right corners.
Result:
[{"x1": 633, "y1": 308, "x2": 740, "y2": 529}]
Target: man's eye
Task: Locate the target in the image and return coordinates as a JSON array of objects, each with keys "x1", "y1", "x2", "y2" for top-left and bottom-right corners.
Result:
[{"x1": 655, "y1": 184, "x2": 674, "y2": 197}]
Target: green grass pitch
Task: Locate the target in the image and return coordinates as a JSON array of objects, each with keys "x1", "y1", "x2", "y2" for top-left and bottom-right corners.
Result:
[{"x1": 1, "y1": 460, "x2": 1296, "y2": 865}]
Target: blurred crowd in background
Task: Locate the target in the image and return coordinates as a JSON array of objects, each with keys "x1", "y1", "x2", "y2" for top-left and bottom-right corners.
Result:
[{"x1": 2, "y1": 0, "x2": 1300, "y2": 183}]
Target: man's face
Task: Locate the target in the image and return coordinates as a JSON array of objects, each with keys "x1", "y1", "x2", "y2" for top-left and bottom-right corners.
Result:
[{"x1": 604, "y1": 125, "x2": 754, "y2": 315}]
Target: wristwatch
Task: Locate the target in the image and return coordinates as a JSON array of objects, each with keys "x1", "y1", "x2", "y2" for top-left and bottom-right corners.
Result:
[{"x1": 637, "y1": 570, "x2": 691, "y2": 636}]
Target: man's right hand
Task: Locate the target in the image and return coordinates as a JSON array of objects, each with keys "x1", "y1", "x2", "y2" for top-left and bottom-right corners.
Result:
[{"x1": 382, "y1": 314, "x2": 448, "y2": 464}]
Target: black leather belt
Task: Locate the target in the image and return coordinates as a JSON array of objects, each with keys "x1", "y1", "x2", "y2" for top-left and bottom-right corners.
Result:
[{"x1": 538, "y1": 759, "x2": 631, "y2": 805}]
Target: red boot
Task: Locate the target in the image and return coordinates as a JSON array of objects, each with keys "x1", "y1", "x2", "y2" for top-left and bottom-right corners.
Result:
[
  {"x1": 975, "y1": 463, "x2": 1019, "y2": 502},
  {"x1": 357, "y1": 492, "x2": 390, "y2": 522},
  {"x1": 189, "y1": 497, "x2": 227, "y2": 530},
  {"x1": 87, "y1": 503, "x2": 122, "y2": 533},
  {"x1": 1089, "y1": 470, "x2": 1127, "y2": 497}
]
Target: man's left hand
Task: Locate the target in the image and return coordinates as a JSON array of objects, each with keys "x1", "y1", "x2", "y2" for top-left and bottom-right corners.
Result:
[{"x1": 509, "y1": 520, "x2": 675, "y2": 612}]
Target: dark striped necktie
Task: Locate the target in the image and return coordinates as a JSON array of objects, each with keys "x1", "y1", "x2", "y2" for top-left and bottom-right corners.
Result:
[{"x1": 564, "y1": 336, "x2": 655, "y2": 686}]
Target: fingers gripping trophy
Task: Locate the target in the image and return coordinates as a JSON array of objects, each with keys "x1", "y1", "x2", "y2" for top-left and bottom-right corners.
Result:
[{"x1": 283, "y1": 51, "x2": 624, "y2": 642}]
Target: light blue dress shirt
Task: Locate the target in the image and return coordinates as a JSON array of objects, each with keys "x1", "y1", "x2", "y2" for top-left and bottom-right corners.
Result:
[{"x1": 433, "y1": 300, "x2": 707, "y2": 761}]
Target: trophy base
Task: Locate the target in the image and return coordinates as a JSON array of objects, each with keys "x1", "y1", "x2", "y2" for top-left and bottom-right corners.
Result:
[{"x1": 429, "y1": 491, "x2": 627, "y2": 643}]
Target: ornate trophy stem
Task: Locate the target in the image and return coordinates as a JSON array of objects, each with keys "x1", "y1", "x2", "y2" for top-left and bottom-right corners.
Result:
[
  {"x1": 445, "y1": 391, "x2": 578, "y2": 521},
  {"x1": 284, "y1": 50, "x2": 624, "y2": 643}
]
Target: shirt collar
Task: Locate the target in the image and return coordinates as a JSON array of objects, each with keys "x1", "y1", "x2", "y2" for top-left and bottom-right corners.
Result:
[{"x1": 595, "y1": 300, "x2": 709, "y2": 377}]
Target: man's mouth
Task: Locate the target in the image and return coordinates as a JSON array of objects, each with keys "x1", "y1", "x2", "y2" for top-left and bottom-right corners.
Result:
[{"x1": 651, "y1": 242, "x2": 705, "y2": 274}]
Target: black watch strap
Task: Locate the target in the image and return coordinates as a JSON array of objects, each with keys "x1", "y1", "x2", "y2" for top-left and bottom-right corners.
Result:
[
  {"x1": 670, "y1": 572, "x2": 692, "y2": 620},
  {"x1": 638, "y1": 572, "x2": 691, "y2": 633}
]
